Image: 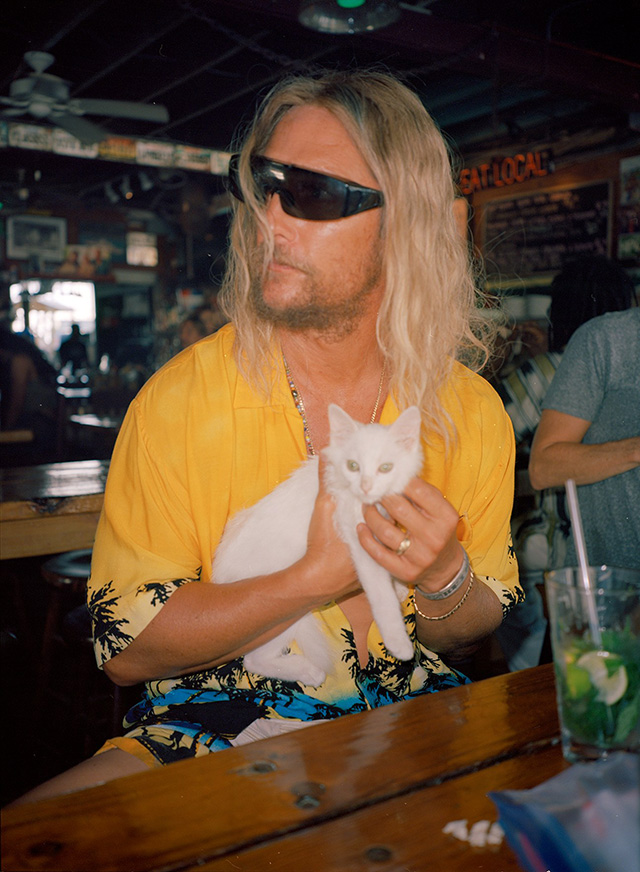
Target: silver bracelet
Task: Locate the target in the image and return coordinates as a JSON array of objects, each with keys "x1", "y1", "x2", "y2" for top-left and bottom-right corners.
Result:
[
  {"x1": 414, "y1": 571, "x2": 475, "y2": 621},
  {"x1": 414, "y1": 548, "x2": 470, "y2": 600}
]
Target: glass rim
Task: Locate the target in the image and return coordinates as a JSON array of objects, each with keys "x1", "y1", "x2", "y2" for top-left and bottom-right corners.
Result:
[{"x1": 545, "y1": 565, "x2": 640, "y2": 594}]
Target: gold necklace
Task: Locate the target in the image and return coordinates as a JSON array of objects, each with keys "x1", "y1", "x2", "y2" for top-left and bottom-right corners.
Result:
[{"x1": 283, "y1": 353, "x2": 386, "y2": 456}]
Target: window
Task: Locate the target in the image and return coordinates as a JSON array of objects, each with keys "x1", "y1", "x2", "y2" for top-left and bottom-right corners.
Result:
[{"x1": 10, "y1": 281, "x2": 96, "y2": 363}]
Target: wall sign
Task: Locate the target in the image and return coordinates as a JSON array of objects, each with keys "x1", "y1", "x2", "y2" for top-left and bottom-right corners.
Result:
[
  {"x1": 483, "y1": 181, "x2": 611, "y2": 279},
  {"x1": 1, "y1": 120, "x2": 232, "y2": 176},
  {"x1": 460, "y1": 150, "x2": 552, "y2": 196},
  {"x1": 6, "y1": 214, "x2": 67, "y2": 261}
]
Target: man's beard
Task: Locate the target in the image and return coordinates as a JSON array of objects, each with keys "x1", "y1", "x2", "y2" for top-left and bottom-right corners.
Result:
[{"x1": 249, "y1": 246, "x2": 383, "y2": 339}]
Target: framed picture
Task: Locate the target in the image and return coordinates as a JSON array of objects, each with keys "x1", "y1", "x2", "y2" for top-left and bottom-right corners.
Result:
[{"x1": 6, "y1": 215, "x2": 67, "y2": 261}]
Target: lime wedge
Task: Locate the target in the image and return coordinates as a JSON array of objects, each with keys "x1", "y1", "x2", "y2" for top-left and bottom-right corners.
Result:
[
  {"x1": 565, "y1": 662, "x2": 592, "y2": 698},
  {"x1": 576, "y1": 650, "x2": 628, "y2": 705}
]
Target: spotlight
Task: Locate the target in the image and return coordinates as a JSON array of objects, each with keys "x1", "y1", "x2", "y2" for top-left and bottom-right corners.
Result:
[
  {"x1": 120, "y1": 175, "x2": 133, "y2": 200},
  {"x1": 298, "y1": 0, "x2": 400, "y2": 34},
  {"x1": 105, "y1": 181, "x2": 119, "y2": 204}
]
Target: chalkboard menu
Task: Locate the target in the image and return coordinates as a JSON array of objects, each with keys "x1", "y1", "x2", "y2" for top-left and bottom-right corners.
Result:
[{"x1": 483, "y1": 181, "x2": 611, "y2": 279}]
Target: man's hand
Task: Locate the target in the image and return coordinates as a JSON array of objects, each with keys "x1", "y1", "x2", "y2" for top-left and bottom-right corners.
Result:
[
  {"x1": 357, "y1": 477, "x2": 464, "y2": 594},
  {"x1": 299, "y1": 454, "x2": 360, "y2": 602}
]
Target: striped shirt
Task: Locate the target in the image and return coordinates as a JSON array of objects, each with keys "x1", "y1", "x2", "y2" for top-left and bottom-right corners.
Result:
[{"x1": 496, "y1": 352, "x2": 562, "y2": 446}]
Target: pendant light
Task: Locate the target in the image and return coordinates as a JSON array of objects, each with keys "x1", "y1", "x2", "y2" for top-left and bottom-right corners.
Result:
[{"x1": 298, "y1": 0, "x2": 400, "y2": 34}]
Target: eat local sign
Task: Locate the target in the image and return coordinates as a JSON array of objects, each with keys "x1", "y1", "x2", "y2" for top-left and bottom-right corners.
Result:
[{"x1": 459, "y1": 149, "x2": 553, "y2": 196}]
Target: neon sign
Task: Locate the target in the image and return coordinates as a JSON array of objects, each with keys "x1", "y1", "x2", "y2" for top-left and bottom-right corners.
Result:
[{"x1": 459, "y1": 150, "x2": 553, "y2": 195}]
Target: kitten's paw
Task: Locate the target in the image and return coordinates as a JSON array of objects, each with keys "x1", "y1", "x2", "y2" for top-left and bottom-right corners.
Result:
[
  {"x1": 295, "y1": 664, "x2": 327, "y2": 687},
  {"x1": 385, "y1": 633, "x2": 414, "y2": 661},
  {"x1": 393, "y1": 580, "x2": 407, "y2": 601}
]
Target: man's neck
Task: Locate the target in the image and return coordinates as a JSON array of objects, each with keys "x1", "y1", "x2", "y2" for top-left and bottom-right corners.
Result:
[
  {"x1": 277, "y1": 317, "x2": 388, "y2": 450},
  {"x1": 278, "y1": 312, "x2": 382, "y2": 384}
]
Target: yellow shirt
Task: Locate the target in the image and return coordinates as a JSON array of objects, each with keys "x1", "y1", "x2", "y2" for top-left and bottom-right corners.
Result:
[{"x1": 89, "y1": 324, "x2": 519, "y2": 719}]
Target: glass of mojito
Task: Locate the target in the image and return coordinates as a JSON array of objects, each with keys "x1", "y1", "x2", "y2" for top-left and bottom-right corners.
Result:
[{"x1": 545, "y1": 566, "x2": 640, "y2": 763}]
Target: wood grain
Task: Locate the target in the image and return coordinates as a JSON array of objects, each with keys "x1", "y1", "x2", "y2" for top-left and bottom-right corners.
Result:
[
  {"x1": 0, "y1": 511, "x2": 102, "y2": 558},
  {"x1": 2, "y1": 665, "x2": 561, "y2": 872},
  {"x1": 196, "y1": 744, "x2": 569, "y2": 872},
  {"x1": 0, "y1": 460, "x2": 109, "y2": 503},
  {"x1": 0, "y1": 460, "x2": 108, "y2": 558}
]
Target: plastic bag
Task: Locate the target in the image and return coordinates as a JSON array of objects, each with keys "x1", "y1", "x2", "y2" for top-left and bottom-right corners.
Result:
[{"x1": 489, "y1": 752, "x2": 639, "y2": 872}]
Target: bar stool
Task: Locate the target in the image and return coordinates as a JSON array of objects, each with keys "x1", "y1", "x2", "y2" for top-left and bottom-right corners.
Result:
[
  {"x1": 39, "y1": 549, "x2": 93, "y2": 690},
  {"x1": 38, "y1": 549, "x2": 134, "y2": 754}
]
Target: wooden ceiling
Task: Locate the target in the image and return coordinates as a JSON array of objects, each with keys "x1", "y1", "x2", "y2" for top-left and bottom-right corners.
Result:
[{"x1": 1, "y1": 0, "x2": 638, "y2": 219}]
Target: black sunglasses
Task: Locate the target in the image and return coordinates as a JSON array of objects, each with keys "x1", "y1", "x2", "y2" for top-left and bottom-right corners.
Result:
[{"x1": 227, "y1": 154, "x2": 384, "y2": 221}]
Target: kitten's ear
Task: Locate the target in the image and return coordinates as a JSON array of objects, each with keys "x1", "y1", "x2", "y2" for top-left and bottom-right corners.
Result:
[
  {"x1": 392, "y1": 406, "x2": 422, "y2": 449},
  {"x1": 328, "y1": 404, "x2": 358, "y2": 443}
]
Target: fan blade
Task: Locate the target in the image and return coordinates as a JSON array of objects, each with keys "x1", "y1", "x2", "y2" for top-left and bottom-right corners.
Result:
[
  {"x1": 52, "y1": 112, "x2": 109, "y2": 144},
  {"x1": 71, "y1": 98, "x2": 169, "y2": 123}
]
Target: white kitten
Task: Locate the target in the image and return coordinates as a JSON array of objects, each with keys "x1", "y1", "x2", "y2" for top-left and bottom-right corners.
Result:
[{"x1": 212, "y1": 404, "x2": 423, "y2": 686}]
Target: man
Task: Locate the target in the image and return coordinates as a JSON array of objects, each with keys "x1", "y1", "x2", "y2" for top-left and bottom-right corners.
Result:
[
  {"x1": 58, "y1": 323, "x2": 89, "y2": 371},
  {"x1": 15, "y1": 70, "x2": 520, "y2": 804},
  {"x1": 494, "y1": 255, "x2": 636, "y2": 671},
  {"x1": 178, "y1": 312, "x2": 208, "y2": 348},
  {"x1": 530, "y1": 308, "x2": 640, "y2": 568}
]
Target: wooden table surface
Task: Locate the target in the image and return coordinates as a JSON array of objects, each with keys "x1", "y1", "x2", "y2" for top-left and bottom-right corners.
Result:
[
  {"x1": 2, "y1": 663, "x2": 567, "y2": 872},
  {"x1": 0, "y1": 459, "x2": 108, "y2": 559}
]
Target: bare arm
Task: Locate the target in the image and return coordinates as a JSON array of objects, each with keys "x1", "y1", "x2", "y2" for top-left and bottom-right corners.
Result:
[
  {"x1": 104, "y1": 463, "x2": 359, "y2": 686},
  {"x1": 358, "y1": 478, "x2": 503, "y2": 656},
  {"x1": 529, "y1": 409, "x2": 640, "y2": 490}
]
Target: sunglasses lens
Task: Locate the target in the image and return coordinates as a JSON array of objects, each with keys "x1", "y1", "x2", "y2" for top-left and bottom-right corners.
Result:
[
  {"x1": 227, "y1": 154, "x2": 382, "y2": 221},
  {"x1": 251, "y1": 159, "x2": 344, "y2": 220},
  {"x1": 287, "y1": 171, "x2": 345, "y2": 220}
]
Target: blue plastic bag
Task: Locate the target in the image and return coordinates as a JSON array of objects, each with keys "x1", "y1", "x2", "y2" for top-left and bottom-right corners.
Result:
[{"x1": 490, "y1": 752, "x2": 639, "y2": 872}]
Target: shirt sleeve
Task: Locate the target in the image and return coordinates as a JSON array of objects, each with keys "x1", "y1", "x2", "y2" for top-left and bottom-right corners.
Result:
[
  {"x1": 541, "y1": 320, "x2": 605, "y2": 422},
  {"x1": 465, "y1": 387, "x2": 522, "y2": 616},
  {"x1": 88, "y1": 391, "x2": 204, "y2": 668},
  {"x1": 432, "y1": 367, "x2": 521, "y2": 616}
]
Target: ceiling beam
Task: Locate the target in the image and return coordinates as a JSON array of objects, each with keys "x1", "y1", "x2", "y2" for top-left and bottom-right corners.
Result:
[
  {"x1": 369, "y1": 17, "x2": 640, "y2": 113},
  {"x1": 218, "y1": 2, "x2": 639, "y2": 113}
]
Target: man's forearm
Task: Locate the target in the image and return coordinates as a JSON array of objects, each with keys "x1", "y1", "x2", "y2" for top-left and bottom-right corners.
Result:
[
  {"x1": 414, "y1": 575, "x2": 503, "y2": 655},
  {"x1": 103, "y1": 566, "x2": 333, "y2": 686},
  {"x1": 529, "y1": 437, "x2": 640, "y2": 490}
]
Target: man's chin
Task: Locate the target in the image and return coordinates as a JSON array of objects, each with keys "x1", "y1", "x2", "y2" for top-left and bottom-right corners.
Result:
[
  {"x1": 254, "y1": 300, "x2": 333, "y2": 332},
  {"x1": 250, "y1": 274, "x2": 377, "y2": 337}
]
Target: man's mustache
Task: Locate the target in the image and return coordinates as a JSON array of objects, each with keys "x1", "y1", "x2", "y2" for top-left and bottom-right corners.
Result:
[
  {"x1": 271, "y1": 249, "x2": 309, "y2": 272},
  {"x1": 257, "y1": 246, "x2": 310, "y2": 274}
]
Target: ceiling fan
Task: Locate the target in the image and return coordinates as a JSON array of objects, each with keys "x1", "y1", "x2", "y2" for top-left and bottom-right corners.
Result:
[{"x1": 0, "y1": 51, "x2": 169, "y2": 144}]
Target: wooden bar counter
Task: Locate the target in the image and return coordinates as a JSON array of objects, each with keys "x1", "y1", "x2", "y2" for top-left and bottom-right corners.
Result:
[
  {"x1": 2, "y1": 663, "x2": 567, "y2": 871},
  {"x1": 0, "y1": 459, "x2": 108, "y2": 559}
]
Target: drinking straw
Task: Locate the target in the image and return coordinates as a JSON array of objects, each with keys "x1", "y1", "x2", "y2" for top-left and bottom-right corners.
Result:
[{"x1": 565, "y1": 479, "x2": 602, "y2": 645}]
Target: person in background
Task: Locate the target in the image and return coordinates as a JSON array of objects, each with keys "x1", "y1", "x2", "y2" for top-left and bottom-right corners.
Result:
[
  {"x1": 0, "y1": 323, "x2": 58, "y2": 464},
  {"x1": 178, "y1": 312, "x2": 208, "y2": 348},
  {"x1": 530, "y1": 308, "x2": 640, "y2": 569},
  {"x1": 494, "y1": 256, "x2": 637, "y2": 670},
  {"x1": 12, "y1": 69, "x2": 520, "y2": 805},
  {"x1": 498, "y1": 256, "x2": 635, "y2": 444},
  {"x1": 58, "y1": 324, "x2": 89, "y2": 372},
  {"x1": 193, "y1": 303, "x2": 228, "y2": 335}
]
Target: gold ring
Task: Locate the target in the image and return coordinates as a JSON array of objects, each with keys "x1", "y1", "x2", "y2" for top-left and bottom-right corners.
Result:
[{"x1": 396, "y1": 537, "x2": 411, "y2": 557}]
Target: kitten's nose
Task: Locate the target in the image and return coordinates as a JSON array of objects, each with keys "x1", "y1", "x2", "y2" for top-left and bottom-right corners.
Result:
[{"x1": 361, "y1": 477, "x2": 373, "y2": 494}]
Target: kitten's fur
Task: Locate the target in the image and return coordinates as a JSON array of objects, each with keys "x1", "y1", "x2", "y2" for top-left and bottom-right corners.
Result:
[{"x1": 213, "y1": 404, "x2": 423, "y2": 686}]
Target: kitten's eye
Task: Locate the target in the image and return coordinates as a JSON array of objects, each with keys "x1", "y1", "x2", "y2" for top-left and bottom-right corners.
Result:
[
  {"x1": 347, "y1": 460, "x2": 360, "y2": 472},
  {"x1": 378, "y1": 463, "x2": 394, "y2": 474}
]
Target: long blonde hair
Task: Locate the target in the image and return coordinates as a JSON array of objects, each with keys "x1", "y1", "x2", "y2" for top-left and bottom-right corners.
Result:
[{"x1": 219, "y1": 69, "x2": 495, "y2": 439}]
